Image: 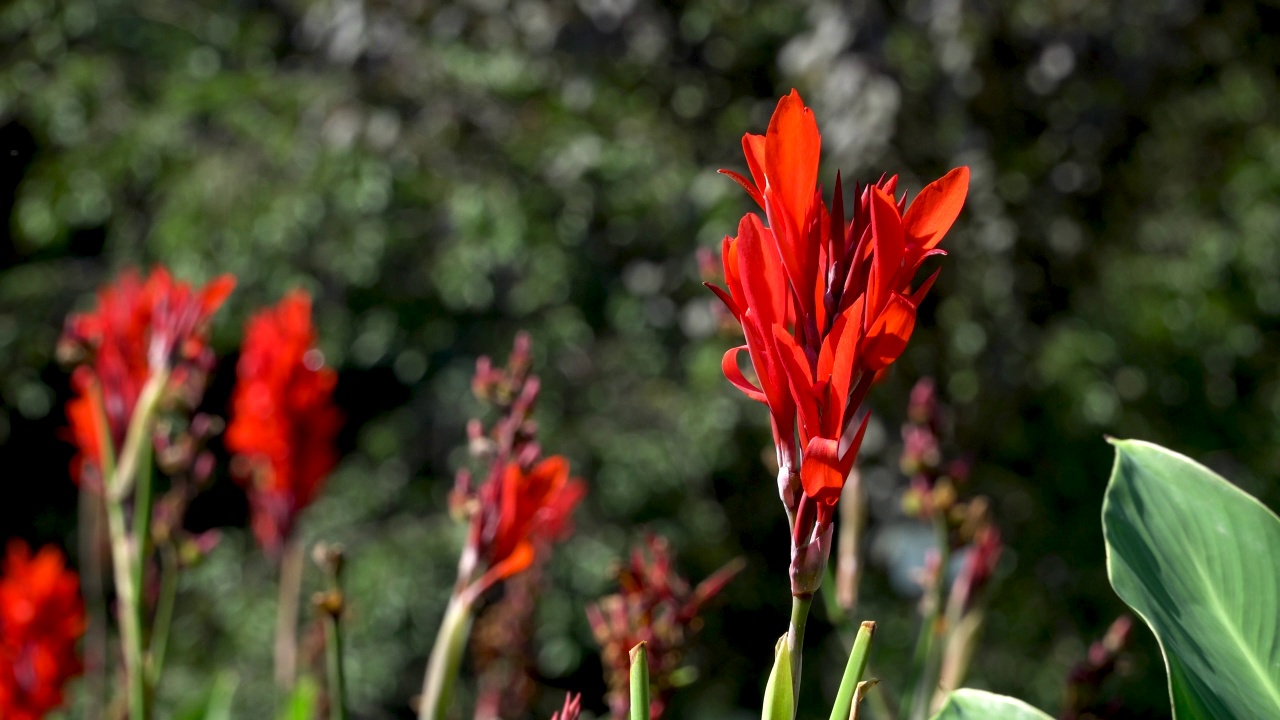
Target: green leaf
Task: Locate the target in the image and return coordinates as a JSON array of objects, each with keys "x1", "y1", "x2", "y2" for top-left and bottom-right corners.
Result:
[
  {"x1": 829, "y1": 621, "x2": 876, "y2": 720},
  {"x1": 1104, "y1": 439, "x2": 1280, "y2": 719},
  {"x1": 173, "y1": 671, "x2": 239, "y2": 720},
  {"x1": 929, "y1": 689, "x2": 1053, "y2": 719},
  {"x1": 279, "y1": 676, "x2": 320, "y2": 720},
  {"x1": 761, "y1": 634, "x2": 794, "y2": 720}
]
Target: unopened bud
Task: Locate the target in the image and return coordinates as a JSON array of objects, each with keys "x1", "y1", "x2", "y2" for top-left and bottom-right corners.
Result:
[{"x1": 312, "y1": 541, "x2": 345, "y2": 579}]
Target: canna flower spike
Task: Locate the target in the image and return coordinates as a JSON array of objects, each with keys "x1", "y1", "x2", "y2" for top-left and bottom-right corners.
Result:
[
  {"x1": 60, "y1": 267, "x2": 235, "y2": 491},
  {"x1": 0, "y1": 541, "x2": 85, "y2": 720},
  {"x1": 709, "y1": 89, "x2": 968, "y2": 596},
  {"x1": 419, "y1": 334, "x2": 584, "y2": 720},
  {"x1": 227, "y1": 290, "x2": 342, "y2": 556},
  {"x1": 450, "y1": 333, "x2": 585, "y2": 601}
]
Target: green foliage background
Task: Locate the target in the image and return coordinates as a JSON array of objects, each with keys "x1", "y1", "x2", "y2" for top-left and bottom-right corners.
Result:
[{"x1": 2, "y1": 0, "x2": 1278, "y2": 718}]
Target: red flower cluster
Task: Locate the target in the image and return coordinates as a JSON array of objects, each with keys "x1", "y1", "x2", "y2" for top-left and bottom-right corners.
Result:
[
  {"x1": 0, "y1": 542, "x2": 85, "y2": 720},
  {"x1": 709, "y1": 90, "x2": 968, "y2": 594},
  {"x1": 452, "y1": 334, "x2": 585, "y2": 598},
  {"x1": 587, "y1": 535, "x2": 742, "y2": 719},
  {"x1": 61, "y1": 267, "x2": 235, "y2": 488},
  {"x1": 227, "y1": 291, "x2": 342, "y2": 555}
]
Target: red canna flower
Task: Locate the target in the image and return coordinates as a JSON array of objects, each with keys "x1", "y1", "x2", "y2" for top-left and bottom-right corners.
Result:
[
  {"x1": 0, "y1": 541, "x2": 86, "y2": 720},
  {"x1": 226, "y1": 290, "x2": 342, "y2": 555},
  {"x1": 710, "y1": 90, "x2": 968, "y2": 595},
  {"x1": 60, "y1": 267, "x2": 235, "y2": 489},
  {"x1": 469, "y1": 456, "x2": 584, "y2": 592}
]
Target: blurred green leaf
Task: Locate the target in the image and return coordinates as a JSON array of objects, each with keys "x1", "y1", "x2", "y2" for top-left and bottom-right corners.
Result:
[
  {"x1": 1104, "y1": 439, "x2": 1280, "y2": 719},
  {"x1": 278, "y1": 676, "x2": 319, "y2": 720},
  {"x1": 174, "y1": 670, "x2": 239, "y2": 720},
  {"x1": 929, "y1": 689, "x2": 1052, "y2": 719}
]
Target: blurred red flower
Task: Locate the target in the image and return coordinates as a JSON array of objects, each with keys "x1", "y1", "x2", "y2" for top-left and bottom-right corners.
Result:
[
  {"x1": 0, "y1": 541, "x2": 85, "y2": 720},
  {"x1": 710, "y1": 90, "x2": 968, "y2": 594},
  {"x1": 469, "y1": 455, "x2": 584, "y2": 594},
  {"x1": 60, "y1": 267, "x2": 235, "y2": 488},
  {"x1": 227, "y1": 290, "x2": 342, "y2": 555}
]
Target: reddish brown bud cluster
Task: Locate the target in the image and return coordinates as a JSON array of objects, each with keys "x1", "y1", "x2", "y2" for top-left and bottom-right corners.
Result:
[
  {"x1": 1062, "y1": 616, "x2": 1133, "y2": 720},
  {"x1": 899, "y1": 379, "x2": 972, "y2": 521},
  {"x1": 587, "y1": 535, "x2": 743, "y2": 719},
  {"x1": 550, "y1": 692, "x2": 582, "y2": 720}
]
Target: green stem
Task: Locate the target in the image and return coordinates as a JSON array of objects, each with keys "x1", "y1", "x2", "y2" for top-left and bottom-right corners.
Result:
[
  {"x1": 148, "y1": 544, "x2": 179, "y2": 687},
  {"x1": 324, "y1": 607, "x2": 348, "y2": 720},
  {"x1": 104, "y1": 370, "x2": 167, "y2": 720},
  {"x1": 105, "y1": 491, "x2": 147, "y2": 720},
  {"x1": 132, "y1": 442, "x2": 154, "y2": 651},
  {"x1": 418, "y1": 592, "x2": 476, "y2": 720},
  {"x1": 112, "y1": 372, "x2": 167, "y2": 502},
  {"x1": 787, "y1": 594, "x2": 813, "y2": 715},
  {"x1": 829, "y1": 621, "x2": 876, "y2": 720},
  {"x1": 629, "y1": 642, "x2": 650, "y2": 720},
  {"x1": 902, "y1": 514, "x2": 951, "y2": 720}
]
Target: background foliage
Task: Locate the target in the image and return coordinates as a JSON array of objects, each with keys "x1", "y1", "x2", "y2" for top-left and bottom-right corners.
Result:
[{"x1": 2, "y1": 0, "x2": 1277, "y2": 718}]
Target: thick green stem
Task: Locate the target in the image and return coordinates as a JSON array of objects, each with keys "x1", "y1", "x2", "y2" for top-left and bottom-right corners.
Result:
[
  {"x1": 103, "y1": 370, "x2": 167, "y2": 720},
  {"x1": 629, "y1": 642, "x2": 650, "y2": 720},
  {"x1": 787, "y1": 594, "x2": 813, "y2": 714},
  {"x1": 105, "y1": 491, "x2": 147, "y2": 720},
  {"x1": 829, "y1": 621, "x2": 876, "y2": 720},
  {"x1": 418, "y1": 592, "x2": 475, "y2": 720},
  {"x1": 903, "y1": 515, "x2": 951, "y2": 720}
]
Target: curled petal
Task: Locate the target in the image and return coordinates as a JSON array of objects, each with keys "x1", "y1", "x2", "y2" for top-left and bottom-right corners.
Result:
[
  {"x1": 721, "y1": 346, "x2": 767, "y2": 403},
  {"x1": 904, "y1": 166, "x2": 970, "y2": 250}
]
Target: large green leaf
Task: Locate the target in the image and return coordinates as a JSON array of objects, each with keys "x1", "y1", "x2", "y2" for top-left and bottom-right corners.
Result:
[
  {"x1": 929, "y1": 689, "x2": 1052, "y2": 719},
  {"x1": 1104, "y1": 439, "x2": 1280, "y2": 719}
]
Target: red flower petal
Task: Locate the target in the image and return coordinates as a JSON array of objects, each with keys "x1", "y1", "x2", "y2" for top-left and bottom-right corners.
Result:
[{"x1": 903, "y1": 166, "x2": 969, "y2": 250}]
